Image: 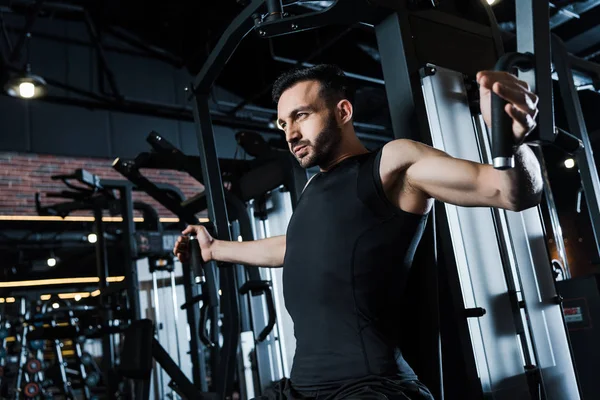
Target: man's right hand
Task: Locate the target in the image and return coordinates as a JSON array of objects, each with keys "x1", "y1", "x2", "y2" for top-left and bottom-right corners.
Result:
[{"x1": 173, "y1": 225, "x2": 215, "y2": 263}]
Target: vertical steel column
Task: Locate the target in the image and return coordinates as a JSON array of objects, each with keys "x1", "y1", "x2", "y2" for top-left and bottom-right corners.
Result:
[
  {"x1": 191, "y1": 2, "x2": 265, "y2": 397},
  {"x1": 375, "y1": 9, "x2": 441, "y2": 399},
  {"x1": 534, "y1": 146, "x2": 572, "y2": 278},
  {"x1": 193, "y1": 94, "x2": 240, "y2": 398},
  {"x1": 181, "y1": 262, "x2": 208, "y2": 391},
  {"x1": 93, "y1": 207, "x2": 116, "y2": 396},
  {"x1": 515, "y1": 0, "x2": 555, "y2": 143},
  {"x1": 117, "y1": 185, "x2": 141, "y2": 320},
  {"x1": 552, "y1": 35, "x2": 600, "y2": 263},
  {"x1": 375, "y1": 10, "x2": 431, "y2": 143}
]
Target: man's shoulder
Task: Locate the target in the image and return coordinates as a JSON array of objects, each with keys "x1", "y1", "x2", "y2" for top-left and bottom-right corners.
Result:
[{"x1": 380, "y1": 139, "x2": 422, "y2": 177}]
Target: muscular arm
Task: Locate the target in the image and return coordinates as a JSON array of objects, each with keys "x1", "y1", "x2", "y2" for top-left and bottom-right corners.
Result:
[
  {"x1": 380, "y1": 139, "x2": 543, "y2": 212},
  {"x1": 212, "y1": 235, "x2": 286, "y2": 268}
]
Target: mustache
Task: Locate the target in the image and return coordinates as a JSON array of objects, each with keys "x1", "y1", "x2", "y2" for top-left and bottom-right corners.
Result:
[{"x1": 290, "y1": 140, "x2": 310, "y2": 148}]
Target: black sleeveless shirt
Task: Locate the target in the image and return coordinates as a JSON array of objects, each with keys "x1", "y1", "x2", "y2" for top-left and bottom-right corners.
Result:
[{"x1": 282, "y1": 149, "x2": 429, "y2": 391}]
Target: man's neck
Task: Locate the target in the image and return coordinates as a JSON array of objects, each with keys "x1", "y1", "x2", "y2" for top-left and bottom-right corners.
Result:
[{"x1": 319, "y1": 141, "x2": 369, "y2": 172}]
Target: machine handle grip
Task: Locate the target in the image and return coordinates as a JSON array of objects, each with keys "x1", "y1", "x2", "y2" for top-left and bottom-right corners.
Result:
[
  {"x1": 239, "y1": 280, "x2": 277, "y2": 343},
  {"x1": 189, "y1": 236, "x2": 206, "y2": 284},
  {"x1": 199, "y1": 303, "x2": 215, "y2": 348},
  {"x1": 492, "y1": 52, "x2": 534, "y2": 170}
]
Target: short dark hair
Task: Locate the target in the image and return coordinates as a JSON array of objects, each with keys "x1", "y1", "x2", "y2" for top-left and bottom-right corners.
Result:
[{"x1": 271, "y1": 64, "x2": 353, "y2": 106}]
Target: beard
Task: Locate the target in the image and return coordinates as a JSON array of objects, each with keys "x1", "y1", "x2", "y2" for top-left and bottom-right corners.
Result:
[{"x1": 293, "y1": 112, "x2": 342, "y2": 169}]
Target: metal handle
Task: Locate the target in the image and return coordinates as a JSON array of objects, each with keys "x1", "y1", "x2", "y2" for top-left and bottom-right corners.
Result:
[
  {"x1": 239, "y1": 280, "x2": 277, "y2": 343},
  {"x1": 199, "y1": 303, "x2": 215, "y2": 348},
  {"x1": 492, "y1": 52, "x2": 534, "y2": 170},
  {"x1": 188, "y1": 236, "x2": 206, "y2": 284}
]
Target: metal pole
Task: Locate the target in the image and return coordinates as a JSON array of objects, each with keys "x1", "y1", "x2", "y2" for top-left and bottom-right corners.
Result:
[
  {"x1": 515, "y1": 0, "x2": 555, "y2": 143},
  {"x1": 118, "y1": 185, "x2": 141, "y2": 320},
  {"x1": 534, "y1": 146, "x2": 572, "y2": 278},
  {"x1": 151, "y1": 272, "x2": 166, "y2": 398},
  {"x1": 193, "y1": 93, "x2": 241, "y2": 398},
  {"x1": 375, "y1": 11, "x2": 431, "y2": 143},
  {"x1": 93, "y1": 207, "x2": 116, "y2": 396},
  {"x1": 170, "y1": 271, "x2": 183, "y2": 367},
  {"x1": 552, "y1": 34, "x2": 600, "y2": 262}
]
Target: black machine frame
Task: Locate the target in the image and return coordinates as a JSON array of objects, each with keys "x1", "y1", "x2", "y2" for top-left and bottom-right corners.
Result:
[{"x1": 187, "y1": 0, "x2": 593, "y2": 399}]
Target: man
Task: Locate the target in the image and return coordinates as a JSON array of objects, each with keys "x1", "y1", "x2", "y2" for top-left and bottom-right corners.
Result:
[{"x1": 174, "y1": 65, "x2": 542, "y2": 399}]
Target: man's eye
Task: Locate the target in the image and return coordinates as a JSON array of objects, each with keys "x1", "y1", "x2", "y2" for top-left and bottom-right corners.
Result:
[
  {"x1": 278, "y1": 121, "x2": 286, "y2": 130},
  {"x1": 297, "y1": 113, "x2": 308, "y2": 119}
]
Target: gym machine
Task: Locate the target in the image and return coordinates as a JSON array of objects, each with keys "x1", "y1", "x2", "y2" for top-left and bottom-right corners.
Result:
[
  {"x1": 551, "y1": 34, "x2": 600, "y2": 400},
  {"x1": 186, "y1": 0, "x2": 589, "y2": 399},
  {"x1": 113, "y1": 131, "x2": 300, "y2": 398}
]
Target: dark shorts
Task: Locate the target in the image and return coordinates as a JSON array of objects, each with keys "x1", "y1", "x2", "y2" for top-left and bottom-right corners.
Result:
[{"x1": 253, "y1": 376, "x2": 435, "y2": 400}]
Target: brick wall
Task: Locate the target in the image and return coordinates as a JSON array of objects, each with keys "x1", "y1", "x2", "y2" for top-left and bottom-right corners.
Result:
[{"x1": 0, "y1": 152, "x2": 206, "y2": 219}]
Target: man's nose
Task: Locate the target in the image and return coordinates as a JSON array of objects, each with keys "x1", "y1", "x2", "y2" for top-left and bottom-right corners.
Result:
[{"x1": 286, "y1": 126, "x2": 301, "y2": 144}]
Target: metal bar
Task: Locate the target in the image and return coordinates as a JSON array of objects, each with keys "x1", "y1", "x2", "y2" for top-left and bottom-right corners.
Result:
[
  {"x1": 533, "y1": 146, "x2": 572, "y2": 278},
  {"x1": 152, "y1": 338, "x2": 206, "y2": 399},
  {"x1": 193, "y1": 93, "x2": 240, "y2": 398},
  {"x1": 375, "y1": 11, "x2": 431, "y2": 143},
  {"x1": 550, "y1": 0, "x2": 600, "y2": 29},
  {"x1": 375, "y1": 9, "x2": 441, "y2": 398},
  {"x1": 227, "y1": 25, "x2": 356, "y2": 116},
  {"x1": 182, "y1": 262, "x2": 207, "y2": 390},
  {"x1": 515, "y1": 0, "x2": 555, "y2": 143},
  {"x1": 93, "y1": 207, "x2": 116, "y2": 396},
  {"x1": 256, "y1": 0, "x2": 381, "y2": 38},
  {"x1": 105, "y1": 26, "x2": 184, "y2": 67},
  {"x1": 411, "y1": 9, "x2": 493, "y2": 38},
  {"x1": 564, "y1": 24, "x2": 600, "y2": 55},
  {"x1": 193, "y1": 0, "x2": 265, "y2": 93},
  {"x1": 8, "y1": 0, "x2": 44, "y2": 62},
  {"x1": 151, "y1": 272, "x2": 166, "y2": 398},
  {"x1": 5, "y1": 26, "x2": 165, "y2": 59},
  {"x1": 112, "y1": 159, "x2": 199, "y2": 223},
  {"x1": 265, "y1": 0, "x2": 283, "y2": 21},
  {"x1": 269, "y1": 55, "x2": 385, "y2": 85},
  {"x1": 115, "y1": 183, "x2": 141, "y2": 320},
  {"x1": 552, "y1": 34, "x2": 600, "y2": 262},
  {"x1": 83, "y1": 11, "x2": 121, "y2": 98}
]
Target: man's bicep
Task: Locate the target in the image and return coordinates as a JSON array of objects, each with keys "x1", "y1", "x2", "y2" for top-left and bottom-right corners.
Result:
[{"x1": 406, "y1": 153, "x2": 509, "y2": 208}]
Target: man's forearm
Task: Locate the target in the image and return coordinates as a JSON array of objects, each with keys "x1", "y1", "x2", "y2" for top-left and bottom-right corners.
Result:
[
  {"x1": 503, "y1": 144, "x2": 544, "y2": 211},
  {"x1": 211, "y1": 235, "x2": 286, "y2": 268}
]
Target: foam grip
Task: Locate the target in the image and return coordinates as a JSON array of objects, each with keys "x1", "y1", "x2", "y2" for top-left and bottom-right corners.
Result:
[
  {"x1": 189, "y1": 236, "x2": 206, "y2": 284},
  {"x1": 492, "y1": 91, "x2": 515, "y2": 170}
]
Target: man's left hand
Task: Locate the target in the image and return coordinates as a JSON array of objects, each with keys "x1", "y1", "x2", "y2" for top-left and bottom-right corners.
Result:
[{"x1": 477, "y1": 71, "x2": 539, "y2": 146}]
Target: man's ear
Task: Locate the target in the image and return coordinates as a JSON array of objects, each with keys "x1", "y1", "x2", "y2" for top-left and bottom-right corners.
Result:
[{"x1": 336, "y1": 99, "x2": 353, "y2": 124}]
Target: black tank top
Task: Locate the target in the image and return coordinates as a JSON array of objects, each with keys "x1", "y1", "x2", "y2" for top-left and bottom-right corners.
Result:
[{"x1": 282, "y1": 149, "x2": 429, "y2": 391}]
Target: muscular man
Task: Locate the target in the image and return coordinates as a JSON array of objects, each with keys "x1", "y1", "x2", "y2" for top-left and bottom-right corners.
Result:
[{"x1": 174, "y1": 65, "x2": 543, "y2": 399}]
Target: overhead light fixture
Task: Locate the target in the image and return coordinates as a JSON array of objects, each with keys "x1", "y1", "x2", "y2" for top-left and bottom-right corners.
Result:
[
  {"x1": 487, "y1": 0, "x2": 497, "y2": 4},
  {"x1": 564, "y1": 158, "x2": 576, "y2": 169},
  {"x1": 4, "y1": 72, "x2": 47, "y2": 99},
  {"x1": 47, "y1": 257, "x2": 57, "y2": 267},
  {"x1": 4, "y1": 32, "x2": 47, "y2": 99},
  {"x1": 52, "y1": 302, "x2": 60, "y2": 309}
]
